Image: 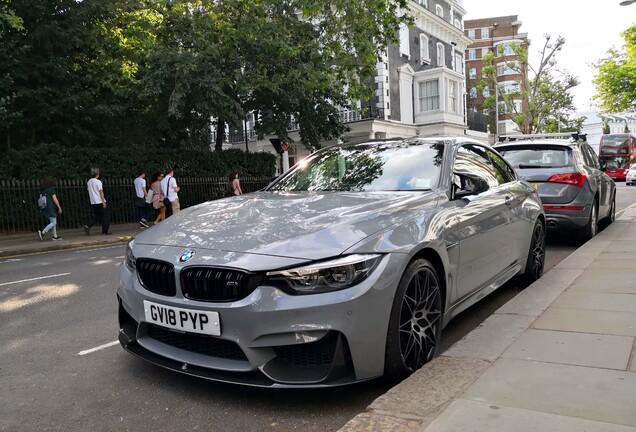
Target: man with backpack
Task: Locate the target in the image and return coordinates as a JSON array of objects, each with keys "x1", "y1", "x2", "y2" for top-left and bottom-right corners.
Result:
[{"x1": 37, "y1": 176, "x2": 63, "y2": 241}]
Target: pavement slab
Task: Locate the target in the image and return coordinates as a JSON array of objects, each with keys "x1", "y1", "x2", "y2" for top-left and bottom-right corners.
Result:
[
  {"x1": 501, "y1": 329, "x2": 633, "y2": 370},
  {"x1": 631, "y1": 343, "x2": 636, "y2": 373},
  {"x1": 462, "y1": 358, "x2": 636, "y2": 427},
  {"x1": 421, "y1": 399, "x2": 636, "y2": 432},
  {"x1": 533, "y1": 307, "x2": 636, "y2": 337},
  {"x1": 551, "y1": 290, "x2": 636, "y2": 313},
  {"x1": 495, "y1": 268, "x2": 582, "y2": 317},
  {"x1": 567, "y1": 268, "x2": 636, "y2": 294},
  {"x1": 554, "y1": 246, "x2": 604, "y2": 270},
  {"x1": 442, "y1": 314, "x2": 536, "y2": 361}
]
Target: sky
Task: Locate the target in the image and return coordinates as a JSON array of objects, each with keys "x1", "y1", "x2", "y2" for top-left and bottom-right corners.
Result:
[{"x1": 463, "y1": 0, "x2": 636, "y2": 113}]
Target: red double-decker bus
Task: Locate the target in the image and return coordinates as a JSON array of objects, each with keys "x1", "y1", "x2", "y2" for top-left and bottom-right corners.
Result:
[{"x1": 598, "y1": 133, "x2": 636, "y2": 180}]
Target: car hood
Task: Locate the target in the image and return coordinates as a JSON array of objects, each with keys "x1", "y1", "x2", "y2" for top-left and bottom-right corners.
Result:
[{"x1": 134, "y1": 191, "x2": 438, "y2": 260}]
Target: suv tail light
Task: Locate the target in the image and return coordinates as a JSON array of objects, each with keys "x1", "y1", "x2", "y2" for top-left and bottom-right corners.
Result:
[{"x1": 546, "y1": 173, "x2": 586, "y2": 188}]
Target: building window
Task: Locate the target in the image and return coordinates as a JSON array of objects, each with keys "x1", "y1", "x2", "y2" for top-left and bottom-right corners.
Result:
[
  {"x1": 513, "y1": 100, "x2": 522, "y2": 113},
  {"x1": 454, "y1": 52, "x2": 464, "y2": 74},
  {"x1": 483, "y1": 87, "x2": 490, "y2": 97},
  {"x1": 503, "y1": 82, "x2": 521, "y2": 93},
  {"x1": 417, "y1": 0, "x2": 428, "y2": 7},
  {"x1": 436, "y1": 43, "x2": 445, "y2": 67},
  {"x1": 469, "y1": 68, "x2": 477, "y2": 79},
  {"x1": 481, "y1": 47, "x2": 489, "y2": 58},
  {"x1": 420, "y1": 34, "x2": 430, "y2": 63},
  {"x1": 503, "y1": 44, "x2": 515, "y2": 55},
  {"x1": 469, "y1": 87, "x2": 477, "y2": 98},
  {"x1": 449, "y1": 81, "x2": 457, "y2": 113},
  {"x1": 468, "y1": 29, "x2": 475, "y2": 40},
  {"x1": 399, "y1": 23, "x2": 410, "y2": 56},
  {"x1": 497, "y1": 63, "x2": 505, "y2": 76},
  {"x1": 419, "y1": 79, "x2": 439, "y2": 111},
  {"x1": 468, "y1": 49, "x2": 476, "y2": 60},
  {"x1": 454, "y1": 19, "x2": 462, "y2": 29},
  {"x1": 481, "y1": 28, "x2": 489, "y2": 39},
  {"x1": 435, "y1": 5, "x2": 443, "y2": 18}
]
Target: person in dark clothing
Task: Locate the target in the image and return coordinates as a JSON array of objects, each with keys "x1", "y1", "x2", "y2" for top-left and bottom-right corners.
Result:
[{"x1": 38, "y1": 176, "x2": 63, "y2": 241}]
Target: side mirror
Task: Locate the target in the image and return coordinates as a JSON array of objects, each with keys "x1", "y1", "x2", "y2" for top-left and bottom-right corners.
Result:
[{"x1": 454, "y1": 172, "x2": 490, "y2": 199}]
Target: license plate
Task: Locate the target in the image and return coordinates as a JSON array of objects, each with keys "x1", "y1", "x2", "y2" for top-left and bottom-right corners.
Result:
[{"x1": 143, "y1": 300, "x2": 221, "y2": 336}]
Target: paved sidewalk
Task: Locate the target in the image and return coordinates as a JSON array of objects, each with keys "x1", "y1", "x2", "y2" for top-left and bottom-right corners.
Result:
[
  {"x1": 0, "y1": 223, "x2": 142, "y2": 258},
  {"x1": 340, "y1": 210, "x2": 636, "y2": 432}
]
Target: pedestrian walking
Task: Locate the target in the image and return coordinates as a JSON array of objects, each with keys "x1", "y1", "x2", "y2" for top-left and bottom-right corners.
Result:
[
  {"x1": 228, "y1": 171, "x2": 243, "y2": 196},
  {"x1": 134, "y1": 169, "x2": 149, "y2": 228},
  {"x1": 37, "y1": 176, "x2": 63, "y2": 241},
  {"x1": 84, "y1": 168, "x2": 111, "y2": 235},
  {"x1": 150, "y1": 172, "x2": 166, "y2": 224},
  {"x1": 160, "y1": 168, "x2": 180, "y2": 217}
]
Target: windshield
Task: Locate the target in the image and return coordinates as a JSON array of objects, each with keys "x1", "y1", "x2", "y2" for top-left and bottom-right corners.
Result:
[
  {"x1": 600, "y1": 155, "x2": 630, "y2": 171},
  {"x1": 268, "y1": 141, "x2": 446, "y2": 192},
  {"x1": 497, "y1": 147, "x2": 571, "y2": 168}
]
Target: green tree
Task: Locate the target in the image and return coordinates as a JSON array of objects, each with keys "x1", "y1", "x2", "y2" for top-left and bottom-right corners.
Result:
[
  {"x1": 479, "y1": 34, "x2": 579, "y2": 135},
  {"x1": 594, "y1": 24, "x2": 636, "y2": 112}
]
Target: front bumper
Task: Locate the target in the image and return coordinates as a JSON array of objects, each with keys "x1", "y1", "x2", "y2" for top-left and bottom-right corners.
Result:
[{"x1": 117, "y1": 249, "x2": 406, "y2": 387}]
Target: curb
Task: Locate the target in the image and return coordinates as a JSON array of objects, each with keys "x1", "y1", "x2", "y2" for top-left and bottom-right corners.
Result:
[{"x1": 0, "y1": 235, "x2": 133, "y2": 258}]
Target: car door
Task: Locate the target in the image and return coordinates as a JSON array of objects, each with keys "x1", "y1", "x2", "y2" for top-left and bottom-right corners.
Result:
[
  {"x1": 452, "y1": 145, "x2": 515, "y2": 300},
  {"x1": 581, "y1": 143, "x2": 610, "y2": 214}
]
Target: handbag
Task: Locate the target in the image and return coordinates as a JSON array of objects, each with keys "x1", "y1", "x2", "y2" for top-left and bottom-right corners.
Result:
[
  {"x1": 145, "y1": 189, "x2": 154, "y2": 204},
  {"x1": 163, "y1": 177, "x2": 172, "y2": 208}
]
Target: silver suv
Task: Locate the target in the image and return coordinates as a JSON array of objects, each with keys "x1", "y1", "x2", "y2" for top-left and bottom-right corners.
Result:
[{"x1": 496, "y1": 135, "x2": 616, "y2": 244}]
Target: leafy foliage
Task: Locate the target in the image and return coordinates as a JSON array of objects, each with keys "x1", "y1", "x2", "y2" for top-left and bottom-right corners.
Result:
[
  {"x1": 1, "y1": 0, "x2": 409, "y2": 154},
  {"x1": 594, "y1": 24, "x2": 636, "y2": 112},
  {"x1": 479, "y1": 35, "x2": 579, "y2": 134}
]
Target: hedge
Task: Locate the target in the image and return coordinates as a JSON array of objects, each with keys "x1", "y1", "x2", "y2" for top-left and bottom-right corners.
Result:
[{"x1": 4, "y1": 144, "x2": 277, "y2": 181}]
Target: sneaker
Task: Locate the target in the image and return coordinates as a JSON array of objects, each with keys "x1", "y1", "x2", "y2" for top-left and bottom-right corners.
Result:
[
  {"x1": 52, "y1": 236, "x2": 62, "y2": 241},
  {"x1": 140, "y1": 221, "x2": 149, "y2": 228},
  {"x1": 38, "y1": 230, "x2": 44, "y2": 241},
  {"x1": 84, "y1": 225, "x2": 90, "y2": 236}
]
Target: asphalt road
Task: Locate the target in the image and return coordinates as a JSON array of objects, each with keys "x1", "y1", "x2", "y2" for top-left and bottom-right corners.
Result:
[{"x1": 2, "y1": 184, "x2": 635, "y2": 432}]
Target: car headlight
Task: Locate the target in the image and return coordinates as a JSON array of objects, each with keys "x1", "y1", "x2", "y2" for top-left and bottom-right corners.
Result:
[
  {"x1": 125, "y1": 241, "x2": 136, "y2": 272},
  {"x1": 266, "y1": 254, "x2": 382, "y2": 295}
]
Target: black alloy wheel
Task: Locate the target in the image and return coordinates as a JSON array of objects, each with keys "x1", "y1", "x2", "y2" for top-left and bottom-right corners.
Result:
[
  {"x1": 385, "y1": 259, "x2": 442, "y2": 378},
  {"x1": 519, "y1": 220, "x2": 546, "y2": 285}
]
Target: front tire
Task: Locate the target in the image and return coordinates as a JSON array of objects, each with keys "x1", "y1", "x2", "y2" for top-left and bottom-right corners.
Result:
[
  {"x1": 519, "y1": 219, "x2": 545, "y2": 285},
  {"x1": 385, "y1": 259, "x2": 443, "y2": 380}
]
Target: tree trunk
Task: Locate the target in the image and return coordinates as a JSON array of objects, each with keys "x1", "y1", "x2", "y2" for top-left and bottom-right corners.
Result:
[{"x1": 215, "y1": 118, "x2": 224, "y2": 152}]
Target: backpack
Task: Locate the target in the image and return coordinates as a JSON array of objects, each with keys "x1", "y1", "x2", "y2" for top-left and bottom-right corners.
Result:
[{"x1": 37, "y1": 193, "x2": 47, "y2": 210}]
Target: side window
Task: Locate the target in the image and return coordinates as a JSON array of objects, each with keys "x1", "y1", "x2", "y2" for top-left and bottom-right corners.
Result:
[
  {"x1": 488, "y1": 150, "x2": 516, "y2": 184},
  {"x1": 583, "y1": 144, "x2": 600, "y2": 169},
  {"x1": 453, "y1": 145, "x2": 499, "y2": 189}
]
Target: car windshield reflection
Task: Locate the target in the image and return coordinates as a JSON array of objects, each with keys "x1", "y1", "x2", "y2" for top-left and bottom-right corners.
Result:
[{"x1": 268, "y1": 141, "x2": 446, "y2": 192}]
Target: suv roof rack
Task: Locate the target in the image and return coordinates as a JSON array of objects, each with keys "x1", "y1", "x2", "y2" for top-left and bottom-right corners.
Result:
[{"x1": 498, "y1": 133, "x2": 587, "y2": 143}]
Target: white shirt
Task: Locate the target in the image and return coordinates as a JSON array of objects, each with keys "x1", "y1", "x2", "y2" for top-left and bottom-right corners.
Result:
[
  {"x1": 87, "y1": 178, "x2": 103, "y2": 205},
  {"x1": 161, "y1": 175, "x2": 179, "y2": 202},
  {"x1": 134, "y1": 177, "x2": 146, "y2": 199}
]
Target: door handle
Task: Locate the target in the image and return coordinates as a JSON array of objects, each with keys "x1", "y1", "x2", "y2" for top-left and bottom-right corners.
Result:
[{"x1": 505, "y1": 196, "x2": 513, "y2": 206}]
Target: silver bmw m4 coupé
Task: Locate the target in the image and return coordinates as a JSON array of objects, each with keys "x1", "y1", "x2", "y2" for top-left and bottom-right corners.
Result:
[{"x1": 118, "y1": 137, "x2": 545, "y2": 387}]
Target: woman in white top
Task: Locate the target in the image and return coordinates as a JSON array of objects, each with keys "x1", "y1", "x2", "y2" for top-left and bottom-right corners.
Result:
[{"x1": 228, "y1": 171, "x2": 243, "y2": 196}]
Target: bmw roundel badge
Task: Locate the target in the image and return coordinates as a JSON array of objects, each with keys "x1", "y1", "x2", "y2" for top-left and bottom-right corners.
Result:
[{"x1": 179, "y1": 249, "x2": 195, "y2": 262}]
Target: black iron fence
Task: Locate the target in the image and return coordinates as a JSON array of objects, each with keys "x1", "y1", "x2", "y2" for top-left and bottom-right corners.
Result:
[{"x1": 0, "y1": 176, "x2": 273, "y2": 234}]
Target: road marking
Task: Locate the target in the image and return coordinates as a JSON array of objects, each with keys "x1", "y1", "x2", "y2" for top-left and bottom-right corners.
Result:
[
  {"x1": 0, "y1": 272, "x2": 71, "y2": 287},
  {"x1": 0, "y1": 258, "x2": 24, "y2": 264},
  {"x1": 78, "y1": 340, "x2": 119, "y2": 356}
]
